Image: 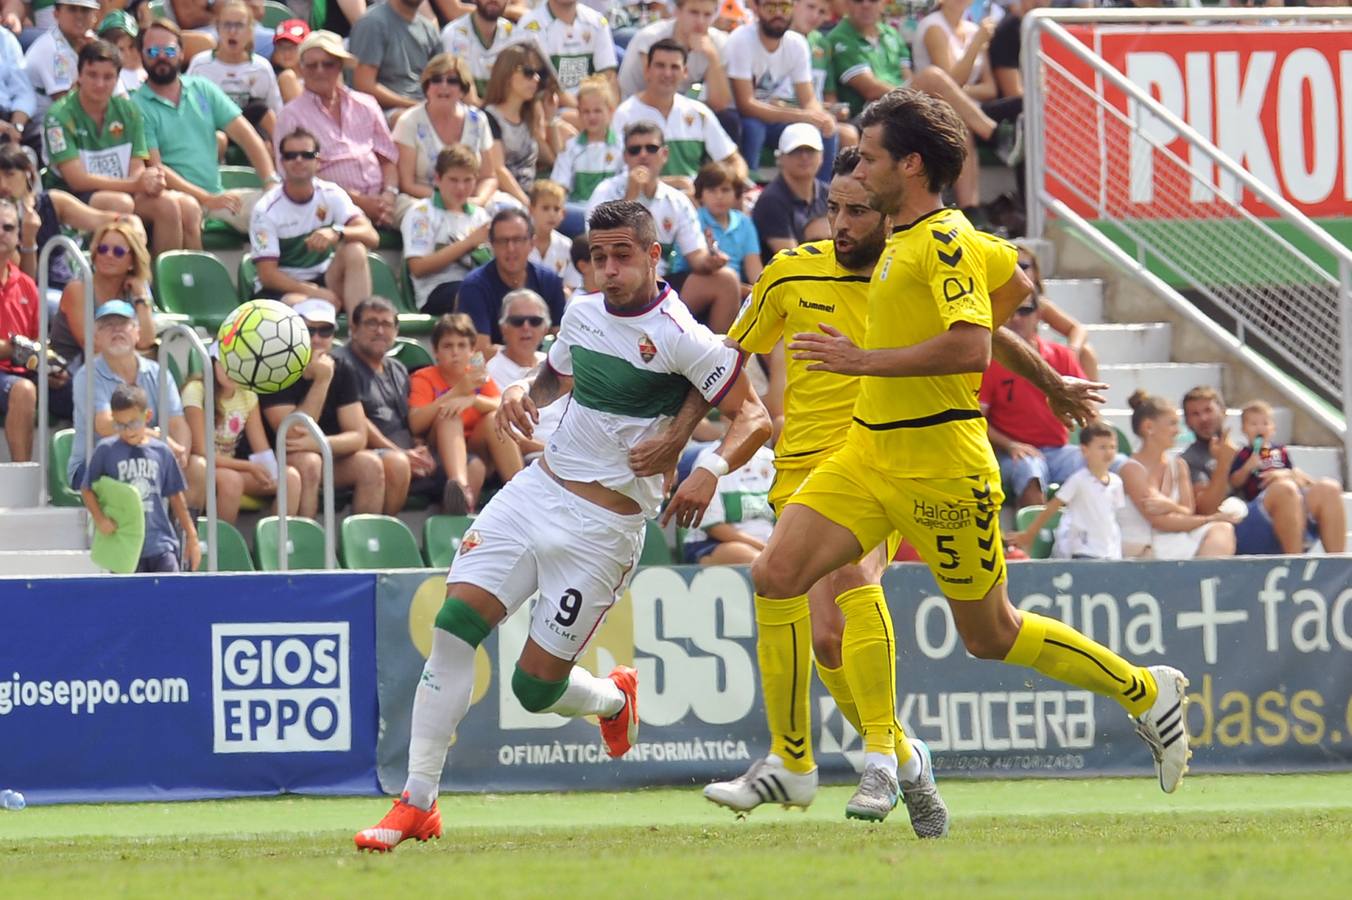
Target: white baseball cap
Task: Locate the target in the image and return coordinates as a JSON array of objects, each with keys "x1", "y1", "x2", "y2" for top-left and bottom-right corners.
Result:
[
  {"x1": 293, "y1": 299, "x2": 338, "y2": 325},
  {"x1": 777, "y1": 123, "x2": 824, "y2": 156}
]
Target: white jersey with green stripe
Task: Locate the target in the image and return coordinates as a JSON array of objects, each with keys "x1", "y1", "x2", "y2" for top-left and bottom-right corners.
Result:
[
  {"x1": 610, "y1": 93, "x2": 737, "y2": 178},
  {"x1": 544, "y1": 284, "x2": 743, "y2": 517},
  {"x1": 249, "y1": 179, "x2": 362, "y2": 285}
]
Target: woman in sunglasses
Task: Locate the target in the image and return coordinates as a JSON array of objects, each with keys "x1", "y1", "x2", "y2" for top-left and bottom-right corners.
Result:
[
  {"x1": 52, "y1": 219, "x2": 156, "y2": 367},
  {"x1": 392, "y1": 53, "x2": 499, "y2": 225},
  {"x1": 481, "y1": 43, "x2": 564, "y2": 208}
]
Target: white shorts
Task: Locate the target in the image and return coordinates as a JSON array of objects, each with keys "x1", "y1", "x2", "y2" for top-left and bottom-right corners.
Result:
[{"x1": 445, "y1": 462, "x2": 645, "y2": 661}]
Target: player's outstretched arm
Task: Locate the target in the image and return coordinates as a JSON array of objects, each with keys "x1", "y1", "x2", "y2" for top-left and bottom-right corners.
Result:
[
  {"x1": 789, "y1": 321, "x2": 991, "y2": 377},
  {"x1": 662, "y1": 372, "x2": 772, "y2": 528},
  {"x1": 498, "y1": 364, "x2": 574, "y2": 441},
  {"x1": 991, "y1": 327, "x2": 1108, "y2": 429}
]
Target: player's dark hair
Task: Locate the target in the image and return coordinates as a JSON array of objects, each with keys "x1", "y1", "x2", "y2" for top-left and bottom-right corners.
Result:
[
  {"x1": 488, "y1": 207, "x2": 535, "y2": 242},
  {"x1": 857, "y1": 89, "x2": 967, "y2": 194},
  {"x1": 622, "y1": 120, "x2": 664, "y2": 147},
  {"x1": 569, "y1": 233, "x2": 590, "y2": 267},
  {"x1": 588, "y1": 199, "x2": 658, "y2": 249},
  {"x1": 78, "y1": 39, "x2": 122, "y2": 72},
  {"x1": 351, "y1": 295, "x2": 398, "y2": 326},
  {"x1": 110, "y1": 383, "x2": 148, "y2": 413},
  {"x1": 279, "y1": 127, "x2": 321, "y2": 155},
  {"x1": 1127, "y1": 389, "x2": 1173, "y2": 437},
  {"x1": 832, "y1": 146, "x2": 861, "y2": 177},
  {"x1": 647, "y1": 37, "x2": 688, "y2": 67},
  {"x1": 1079, "y1": 421, "x2": 1116, "y2": 446},
  {"x1": 432, "y1": 313, "x2": 477, "y2": 347}
]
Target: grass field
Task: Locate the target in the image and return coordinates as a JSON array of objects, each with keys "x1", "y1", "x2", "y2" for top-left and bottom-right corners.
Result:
[{"x1": 2, "y1": 774, "x2": 1350, "y2": 898}]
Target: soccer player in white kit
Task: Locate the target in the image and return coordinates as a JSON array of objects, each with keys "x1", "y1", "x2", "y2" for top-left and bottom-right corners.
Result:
[{"x1": 355, "y1": 199, "x2": 773, "y2": 852}]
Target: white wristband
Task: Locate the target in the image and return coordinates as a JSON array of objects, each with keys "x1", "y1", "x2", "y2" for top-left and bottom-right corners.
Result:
[{"x1": 694, "y1": 448, "x2": 729, "y2": 479}]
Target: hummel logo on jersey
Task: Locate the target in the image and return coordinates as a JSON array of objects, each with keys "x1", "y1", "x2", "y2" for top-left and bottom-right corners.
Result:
[
  {"x1": 638, "y1": 333, "x2": 657, "y2": 363},
  {"x1": 798, "y1": 298, "x2": 836, "y2": 313},
  {"x1": 936, "y1": 246, "x2": 964, "y2": 267}
]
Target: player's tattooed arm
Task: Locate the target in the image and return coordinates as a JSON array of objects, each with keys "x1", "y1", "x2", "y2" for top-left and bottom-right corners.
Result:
[
  {"x1": 991, "y1": 327, "x2": 1107, "y2": 428},
  {"x1": 498, "y1": 362, "x2": 574, "y2": 440},
  {"x1": 628, "y1": 385, "x2": 713, "y2": 477}
]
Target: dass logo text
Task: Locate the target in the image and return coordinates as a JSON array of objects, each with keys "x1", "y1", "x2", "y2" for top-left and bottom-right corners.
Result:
[{"x1": 212, "y1": 622, "x2": 351, "y2": 753}]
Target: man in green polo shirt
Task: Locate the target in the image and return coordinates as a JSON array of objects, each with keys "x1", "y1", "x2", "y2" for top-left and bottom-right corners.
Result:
[
  {"x1": 827, "y1": 0, "x2": 911, "y2": 120},
  {"x1": 131, "y1": 18, "x2": 277, "y2": 245},
  {"x1": 45, "y1": 39, "x2": 197, "y2": 254}
]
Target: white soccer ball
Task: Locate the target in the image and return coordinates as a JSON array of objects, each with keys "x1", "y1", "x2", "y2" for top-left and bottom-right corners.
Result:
[{"x1": 216, "y1": 299, "x2": 312, "y2": 394}]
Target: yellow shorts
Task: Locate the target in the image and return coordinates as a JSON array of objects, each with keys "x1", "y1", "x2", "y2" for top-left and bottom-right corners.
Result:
[
  {"x1": 784, "y1": 443, "x2": 1007, "y2": 601},
  {"x1": 770, "y1": 464, "x2": 903, "y2": 564}
]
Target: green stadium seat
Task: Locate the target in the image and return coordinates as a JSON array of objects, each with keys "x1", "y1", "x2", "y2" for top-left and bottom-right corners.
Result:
[
  {"x1": 260, "y1": 0, "x2": 291, "y2": 27},
  {"x1": 254, "y1": 516, "x2": 328, "y2": 570},
  {"x1": 197, "y1": 517, "x2": 255, "y2": 571},
  {"x1": 638, "y1": 519, "x2": 673, "y2": 566},
  {"x1": 219, "y1": 165, "x2": 263, "y2": 190},
  {"x1": 1015, "y1": 505, "x2": 1060, "y2": 560},
  {"x1": 237, "y1": 254, "x2": 258, "y2": 303},
  {"x1": 48, "y1": 428, "x2": 82, "y2": 507},
  {"x1": 371, "y1": 254, "x2": 436, "y2": 336},
  {"x1": 340, "y1": 513, "x2": 424, "y2": 569},
  {"x1": 388, "y1": 337, "x2": 434, "y2": 372},
  {"x1": 1114, "y1": 426, "x2": 1133, "y2": 456},
  {"x1": 155, "y1": 251, "x2": 240, "y2": 332},
  {"x1": 423, "y1": 514, "x2": 475, "y2": 568},
  {"x1": 368, "y1": 252, "x2": 401, "y2": 302},
  {"x1": 201, "y1": 218, "x2": 246, "y2": 249},
  {"x1": 377, "y1": 228, "x2": 402, "y2": 251}
]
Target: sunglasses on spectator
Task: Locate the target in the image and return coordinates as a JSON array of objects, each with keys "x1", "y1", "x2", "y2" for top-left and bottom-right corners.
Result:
[
  {"x1": 302, "y1": 58, "x2": 341, "y2": 71},
  {"x1": 1014, "y1": 305, "x2": 1038, "y2": 316},
  {"x1": 96, "y1": 243, "x2": 129, "y2": 257},
  {"x1": 626, "y1": 143, "x2": 662, "y2": 156},
  {"x1": 281, "y1": 150, "x2": 319, "y2": 160},
  {"x1": 505, "y1": 315, "x2": 545, "y2": 328},
  {"x1": 517, "y1": 66, "x2": 545, "y2": 80},
  {"x1": 427, "y1": 74, "x2": 467, "y2": 89},
  {"x1": 144, "y1": 46, "x2": 179, "y2": 59},
  {"x1": 307, "y1": 323, "x2": 336, "y2": 338}
]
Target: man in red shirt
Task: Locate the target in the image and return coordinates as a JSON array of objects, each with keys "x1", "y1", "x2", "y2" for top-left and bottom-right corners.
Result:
[
  {"x1": 0, "y1": 198, "x2": 47, "y2": 463},
  {"x1": 979, "y1": 293, "x2": 1095, "y2": 508}
]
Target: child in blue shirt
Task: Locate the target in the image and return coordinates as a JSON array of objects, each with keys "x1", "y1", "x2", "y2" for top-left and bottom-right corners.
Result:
[{"x1": 671, "y1": 161, "x2": 763, "y2": 290}]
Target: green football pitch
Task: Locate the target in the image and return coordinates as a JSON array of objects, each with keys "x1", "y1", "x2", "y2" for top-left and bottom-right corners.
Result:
[{"x1": 2, "y1": 774, "x2": 1350, "y2": 898}]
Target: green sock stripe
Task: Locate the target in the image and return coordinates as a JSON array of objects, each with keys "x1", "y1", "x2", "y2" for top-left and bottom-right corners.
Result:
[
  {"x1": 512, "y1": 665, "x2": 569, "y2": 712},
  {"x1": 434, "y1": 597, "x2": 492, "y2": 647}
]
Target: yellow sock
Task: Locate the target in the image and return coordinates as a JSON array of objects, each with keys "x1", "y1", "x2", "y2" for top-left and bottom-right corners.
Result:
[
  {"x1": 836, "y1": 584, "x2": 903, "y2": 757},
  {"x1": 814, "y1": 661, "x2": 861, "y2": 735},
  {"x1": 754, "y1": 593, "x2": 813, "y2": 773},
  {"x1": 1005, "y1": 612, "x2": 1159, "y2": 717}
]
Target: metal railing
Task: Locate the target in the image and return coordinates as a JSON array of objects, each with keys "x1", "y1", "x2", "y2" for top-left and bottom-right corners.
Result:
[
  {"x1": 274, "y1": 411, "x2": 336, "y2": 570},
  {"x1": 158, "y1": 325, "x2": 217, "y2": 571},
  {"x1": 1022, "y1": 7, "x2": 1352, "y2": 481},
  {"x1": 36, "y1": 236, "x2": 93, "y2": 505}
]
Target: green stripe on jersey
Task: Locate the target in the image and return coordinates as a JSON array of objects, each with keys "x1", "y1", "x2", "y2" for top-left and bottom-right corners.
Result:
[
  {"x1": 571, "y1": 346, "x2": 689, "y2": 418},
  {"x1": 663, "y1": 139, "x2": 705, "y2": 178},
  {"x1": 571, "y1": 170, "x2": 610, "y2": 202},
  {"x1": 278, "y1": 234, "x2": 333, "y2": 271}
]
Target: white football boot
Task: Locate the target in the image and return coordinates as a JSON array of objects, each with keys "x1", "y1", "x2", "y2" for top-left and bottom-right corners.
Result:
[
  {"x1": 1134, "y1": 665, "x2": 1192, "y2": 793},
  {"x1": 703, "y1": 755, "x2": 818, "y2": 814}
]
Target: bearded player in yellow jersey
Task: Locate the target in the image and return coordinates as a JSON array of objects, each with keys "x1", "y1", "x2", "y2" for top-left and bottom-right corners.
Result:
[{"x1": 763, "y1": 89, "x2": 1191, "y2": 823}]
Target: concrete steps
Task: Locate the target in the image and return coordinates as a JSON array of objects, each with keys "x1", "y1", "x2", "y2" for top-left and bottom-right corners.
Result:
[
  {"x1": 1041, "y1": 322, "x2": 1172, "y2": 365},
  {"x1": 1041, "y1": 278, "x2": 1104, "y2": 324},
  {"x1": 0, "y1": 507, "x2": 89, "y2": 550},
  {"x1": 1098, "y1": 362, "x2": 1225, "y2": 410},
  {"x1": 0, "y1": 462, "x2": 39, "y2": 508},
  {"x1": 1288, "y1": 446, "x2": 1343, "y2": 485},
  {"x1": 0, "y1": 550, "x2": 100, "y2": 576}
]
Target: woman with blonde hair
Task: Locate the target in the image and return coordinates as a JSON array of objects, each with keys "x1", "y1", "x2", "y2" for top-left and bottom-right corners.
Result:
[
  {"x1": 52, "y1": 219, "x2": 157, "y2": 367},
  {"x1": 482, "y1": 43, "x2": 565, "y2": 206},
  {"x1": 187, "y1": 0, "x2": 284, "y2": 144},
  {"x1": 393, "y1": 53, "x2": 499, "y2": 223}
]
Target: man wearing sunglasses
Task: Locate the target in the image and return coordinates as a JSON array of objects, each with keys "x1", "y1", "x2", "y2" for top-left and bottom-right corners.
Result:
[
  {"x1": 349, "y1": 0, "x2": 441, "y2": 115},
  {"x1": 486, "y1": 289, "x2": 560, "y2": 462}
]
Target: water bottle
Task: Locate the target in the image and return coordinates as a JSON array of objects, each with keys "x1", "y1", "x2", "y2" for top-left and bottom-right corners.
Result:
[{"x1": 1, "y1": 789, "x2": 26, "y2": 810}]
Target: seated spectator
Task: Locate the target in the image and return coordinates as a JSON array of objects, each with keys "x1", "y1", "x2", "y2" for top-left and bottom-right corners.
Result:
[
  {"x1": 0, "y1": 142, "x2": 132, "y2": 292},
  {"x1": 517, "y1": 0, "x2": 618, "y2": 106},
  {"x1": 0, "y1": 20, "x2": 35, "y2": 137},
  {"x1": 1012, "y1": 241, "x2": 1097, "y2": 379},
  {"x1": 97, "y1": 10, "x2": 146, "y2": 96},
  {"x1": 482, "y1": 42, "x2": 564, "y2": 207},
  {"x1": 1179, "y1": 384, "x2": 1236, "y2": 517},
  {"x1": 486, "y1": 290, "x2": 563, "y2": 464},
  {"x1": 249, "y1": 127, "x2": 379, "y2": 314},
  {"x1": 683, "y1": 443, "x2": 776, "y2": 564},
  {"x1": 409, "y1": 313, "x2": 523, "y2": 513},
  {"x1": 182, "y1": 342, "x2": 301, "y2": 524},
  {"x1": 260, "y1": 298, "x2": 387, "y2": 517},
  {"x1": 336, "y1": 296, "x2": 435, "y2": 514},
  {"x1": 23, "y1": 0, "x2": 98, "y2": 127},
  {"x1": 133, "y1": 19, "x2": 279, "y2": 246},
  {"x1": 80, "y1": 382, "x2": 200, "y2": 572},
  {"x1": 68, "y1": 301, "x2": 190, "y2": 489},
  {"x1": 186, "y1": 0, "x2": 282, "y2": 144},
  {"x1": 569, "y1": 231, "x2": 598, "y2": 293},
  {"x1": 1010, "y1": 421, "x2": 1124, "y2": 559},
  {"x1": 349, "y1": 0, "x2": 441, "y2": 117},
  {"x1": 1118, "y1": 389, "x2": 1238, "y2": 559},
  {"x1": 526, "y1": 179, "x2": 581, "y2": 293},
  {"x1": 441, "y1": 0, "x2": 517, "y2": 99},
  {"x1": 456, "y1": 208, "x2": 567, "y2": 349},
  {"x1": 790, "y1": 0, "x2": 834, "y2": 113},
  {"x1": 303, "y1": 0, "x2": 362, "y2": 42},
  {"x1": 401, "y1": 143, "x2": 492, "y2": 315},
  {"x1": 1228, "y1": 399, "x2": 1345, "y2": 554},
  {"x1": 750, "y1": 123, "x2": 829, "y2": 260},
  {"x1": 392, "y1": 53, "x2": 497, "y2": 224},
  {"x1": 724, "y1": 0, "x2": 837, "y2": 180},
  {"x1": 549, "y1": 75, "x2": 623, "y2": 236},
  {"x1": 675, "y1": 160, "x2": 761, "y2": 289},
  {"x1": 588, "y1": 121, "x2": 741, "y2": 331},
  {"x1": 270, "y1": 19, "x2": 307, "y2": 105},
  {"x1": 979, "y1": 288, "x2": 1092, "y2": 508},
  {"x1": 826, "y1": 0, "x2": 909, "y2": 122},
  {"x1": 989, "y1": 0, "x2": 1049, "y2": 101},
  {"x1": 277, "y1": 30, "x2": 400, "y2": 230},
  {"x1": 611, "y1": 38, "x2": 746, "y2": 191},
  {"x1": 617, "y1": 0, "x2": 733, "y2": 131},
  {"x1": 154, "y1": 0, "x2": 225, "y2": 61},
  {"x1": 52, "y1": 218, "x2": 156, "y2": 368}
]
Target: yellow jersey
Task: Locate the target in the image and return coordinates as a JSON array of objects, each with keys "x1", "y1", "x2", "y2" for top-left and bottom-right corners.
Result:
[
  {"x1": 847, "y1": 208, "x2": 1018, "y2": 477},
  {"x1": 729, "y1": 240, "x2": 872, "y2": 471}
]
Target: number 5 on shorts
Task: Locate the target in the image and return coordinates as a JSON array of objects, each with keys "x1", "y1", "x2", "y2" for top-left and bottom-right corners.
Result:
[{"x1": 935, "y1": 535, "x2": 960, "y2": 570}]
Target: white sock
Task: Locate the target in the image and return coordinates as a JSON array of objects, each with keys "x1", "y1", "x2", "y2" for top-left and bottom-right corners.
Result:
[
  {"x1": 404, "y1": 629, "x2": 477, "y2": 810},
  {"x1": 897, "y1": 743, "x2": 923, "y2": 783},
  {"x1": 540, "y1": 667, "x2": 624, "y2": 719},
  {"x1": 864, "y1": 751, "x2": 898, "y2": 778}
]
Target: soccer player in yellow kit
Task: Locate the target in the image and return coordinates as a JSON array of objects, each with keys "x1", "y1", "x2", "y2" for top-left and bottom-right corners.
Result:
[{"x1": 764, "y1": 89, "x2": 1191, "y2": 824}]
